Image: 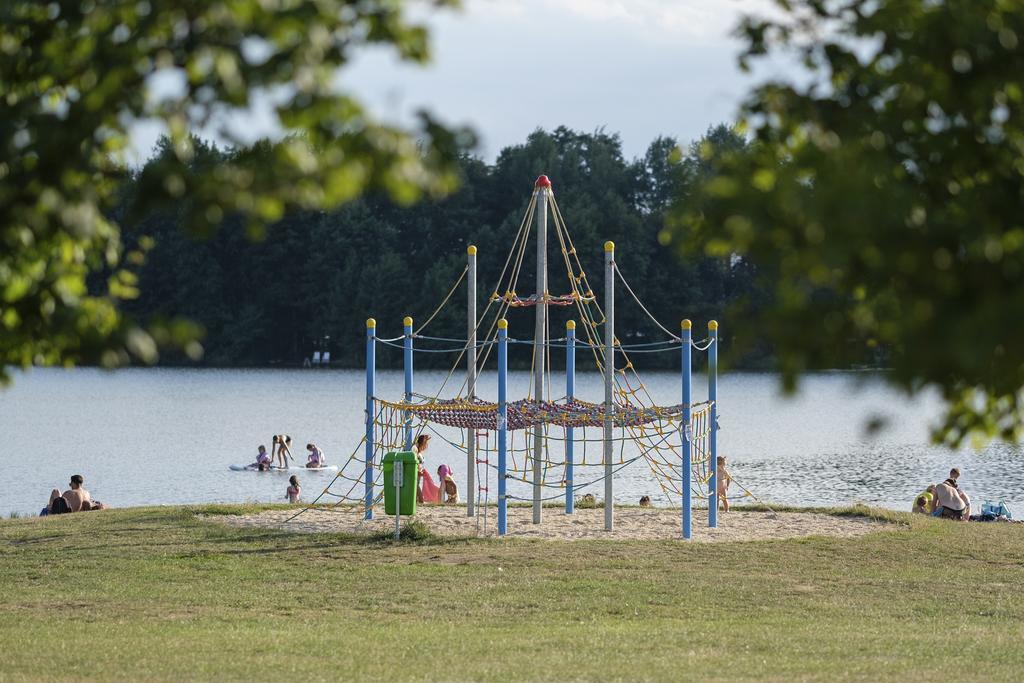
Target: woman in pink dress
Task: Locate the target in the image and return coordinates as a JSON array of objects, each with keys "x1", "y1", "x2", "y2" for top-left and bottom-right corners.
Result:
[{"x1": 412, "y1": 434, "x2": 441, "y2": 504}]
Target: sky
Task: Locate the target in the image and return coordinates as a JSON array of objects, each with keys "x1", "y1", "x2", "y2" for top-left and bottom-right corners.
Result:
[{"x1": 130, "y1": 0, "x2": 782, "y2": 164}]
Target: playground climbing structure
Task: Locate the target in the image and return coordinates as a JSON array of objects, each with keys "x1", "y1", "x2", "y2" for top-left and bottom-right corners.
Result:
[{"x1": 295, "y1": 176, "x2": 726, "y2": 539}]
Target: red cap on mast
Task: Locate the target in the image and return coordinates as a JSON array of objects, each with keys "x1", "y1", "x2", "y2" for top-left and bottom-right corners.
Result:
[{"x1": 534, "y1": 175, "x2": 552, "y2": 189}]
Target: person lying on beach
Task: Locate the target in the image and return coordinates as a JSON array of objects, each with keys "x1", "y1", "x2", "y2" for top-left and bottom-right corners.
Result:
[
  {"x1": 717, "y1": 456, "x2": 732, "y2": 512},
  {"x1": 934, "y1": 468, "x2": 971, "y2": 520},
  {"x1": 272, "y1": 434, "x2": 293, "y2": 468},
  {"x1": 306, "y1": 443, "x2": 325, "y2": 468}
]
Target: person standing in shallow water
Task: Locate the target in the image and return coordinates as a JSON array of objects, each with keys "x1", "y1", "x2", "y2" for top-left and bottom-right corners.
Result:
[{"x1": 286, "y1": 475, "x2": 301, "y2": 503}]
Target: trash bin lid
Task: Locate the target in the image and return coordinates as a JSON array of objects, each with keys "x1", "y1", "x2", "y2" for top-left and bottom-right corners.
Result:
[{"x1": 383, "y1": 450, "x2": 417, "y2": 463}]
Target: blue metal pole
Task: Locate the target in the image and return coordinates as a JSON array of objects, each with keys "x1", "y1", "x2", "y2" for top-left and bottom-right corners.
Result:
[
  {"x1": 365, "y1": 318, "x2": 376, "y2": 520},
  {"x1": 708, "y1": 320, "x2": 719, "y2": 528},
  {"x1": 403, "y1": 316, "x2": 413, "y2": 451},
  {"x1": 681, "y1": 319, "x2": 693, "y2": 539},
  {"x1": 565, "y1": 320, "x2": 576, "y2": 514},
  {"x1": 497, "y1": 318, "x2": 508, "y2": 536}
]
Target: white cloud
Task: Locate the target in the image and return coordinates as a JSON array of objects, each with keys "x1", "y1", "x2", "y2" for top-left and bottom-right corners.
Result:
[
  {"x1": 468, "y1": 0, "x2": 780, "y2": 45},
  {"x1": 131, "y1": 0, "x2": 789, "y2": 163}
]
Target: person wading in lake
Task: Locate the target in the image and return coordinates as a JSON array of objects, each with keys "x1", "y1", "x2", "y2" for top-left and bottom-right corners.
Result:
[{"x1": 934, "y1": 468, "x2": 971, "y2": 521}]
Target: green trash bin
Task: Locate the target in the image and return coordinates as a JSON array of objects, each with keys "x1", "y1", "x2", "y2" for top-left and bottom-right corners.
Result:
[{"x1": 382, "y1": 451, "x2": 418, "y2": 516}]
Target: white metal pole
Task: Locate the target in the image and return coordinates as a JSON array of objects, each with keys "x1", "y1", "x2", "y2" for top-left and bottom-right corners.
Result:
[
  {"x1": 603, "y1": 241, "x2": 615, "y2": 531},
  {"x1": 394, "y1": 461, "x2": 401, "y2": 540},
  {"x1": 532, "y1": 176, "x2": 550, "y2": 525},
  {"x1": 467, "y1": 245, "x2": 477, "y2": 517}
]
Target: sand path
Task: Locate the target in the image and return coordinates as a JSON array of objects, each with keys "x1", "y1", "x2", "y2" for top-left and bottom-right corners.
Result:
[{"x1": 214, "y1": 505, "x2": 894, "y2": 542}]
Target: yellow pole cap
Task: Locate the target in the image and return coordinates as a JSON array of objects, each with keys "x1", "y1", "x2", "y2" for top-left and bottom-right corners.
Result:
[
  {"x1": 604, "y1": 240, "x2": 615, "y2": 252},
  {"x1": 681, "y1": 319, "x2": 692, "y2": 330},
  {"x1": 709, "y1": 320, "x2": 719, "y2": 331},
  {"x1": 497, "y1": 318, "x2": 508, "y2": 330},
  {"x1": 467, "y1": 245, "x2": 477, "y2": 256},
  {"x1": 566, "y1": 320, "x2": 576, "y2": 330},
  {"x1": 366, "y1": 318, "x2": 376, "y2": 329},
  {"x1": 403, "y1": 316, "x2": 413, "y2": 327}
]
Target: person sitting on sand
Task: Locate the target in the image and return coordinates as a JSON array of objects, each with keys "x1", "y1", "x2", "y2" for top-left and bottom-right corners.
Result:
[
  {"x1": 286, "y1": 475, "x2": 301, "y2": 503},
  {"x1": 912, "y1": 485, "x2": 937, "y2": 514},
  {"x1": 934, "y1": 468, "x2": 971, "y2": 521},
  {"x1": 716, "y1": 456, "x2": 732, "y2": 512},
  {"x1": 639, "y1": 496, "x2": 652, "y2": 507},
  {"x1": 306, "y1": 443, "x2": 325, "y2": 469},
  {"x1": 437, "y1": 464, "x2": 459, "y2": 504},
  {"x1": 272, "y1": 434, "x2": 293, "y2": 468}
]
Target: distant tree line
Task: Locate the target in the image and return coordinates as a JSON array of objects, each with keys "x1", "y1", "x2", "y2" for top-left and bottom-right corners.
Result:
[{"x1": 115, "y1": 125, "x2": 772, "y2": 370}]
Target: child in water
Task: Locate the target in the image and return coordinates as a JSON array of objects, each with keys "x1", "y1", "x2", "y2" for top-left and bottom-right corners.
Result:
[
  {"x1": 254, "y1": 445, "x2": 271, "y2": 471},
  {"x1": 286, "y1": 475, "x2": 301, "y2": 503},
  {"x1": 716, "y1": 455, "x2": 732, "y2": 512},
  {"x1": 306, "y1": 443, "x2": 325, "y2": 468}
]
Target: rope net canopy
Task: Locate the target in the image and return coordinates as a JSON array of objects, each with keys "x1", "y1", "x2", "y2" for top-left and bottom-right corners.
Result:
[
  {"x1": 494, "y1": 292, "x2": 594, "y2": 307},
  {"x1": 377, "y1": 397, "x2": 711, "y2": 431}
]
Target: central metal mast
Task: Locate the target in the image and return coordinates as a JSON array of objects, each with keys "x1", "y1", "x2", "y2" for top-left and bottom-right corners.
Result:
[{"x1": 532, "y1": 175, "x2": 551, "y2": 524}]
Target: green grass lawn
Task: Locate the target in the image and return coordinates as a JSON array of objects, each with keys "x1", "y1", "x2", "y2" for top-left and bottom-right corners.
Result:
[{"x1": 1, "y1": 506, "x2": 1023, "y2": 681}]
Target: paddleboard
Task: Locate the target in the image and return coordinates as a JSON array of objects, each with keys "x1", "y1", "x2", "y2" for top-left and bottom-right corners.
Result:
[{"x1": 229, "y1": 464, "x2": 338, "y2": 472}]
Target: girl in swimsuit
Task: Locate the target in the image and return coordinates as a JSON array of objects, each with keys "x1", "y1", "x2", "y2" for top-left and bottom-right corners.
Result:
[
  {"x1": 306, "y1": 443, "x2": 325, "y2": 468},
  {"x1": 717, "y1": 456, "x2": 732, "y2": 512},
  {"x1": 272, "y1": 435, "x2": 293, "y2": 468},
  {"x1": 286, "y1": 475, "x2": 301, "y2": 503}
]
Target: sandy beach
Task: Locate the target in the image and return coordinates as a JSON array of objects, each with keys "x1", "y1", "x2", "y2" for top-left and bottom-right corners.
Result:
[{"x1": 213, "y1": 505, "x2": 895, "y2": 542}]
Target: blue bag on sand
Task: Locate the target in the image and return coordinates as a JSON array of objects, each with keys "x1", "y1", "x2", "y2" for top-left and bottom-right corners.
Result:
[{"x1": 982, "y1": 501, "x2": 1012, "y2": 519}]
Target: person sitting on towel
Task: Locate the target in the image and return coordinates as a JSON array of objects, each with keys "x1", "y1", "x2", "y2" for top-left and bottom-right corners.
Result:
[
  {"x1": 934, "y1": 468, "x2": 971, "y2": 521},
  {"x1": 42, "y1": 474, "x2": 105, "y2": 515}
]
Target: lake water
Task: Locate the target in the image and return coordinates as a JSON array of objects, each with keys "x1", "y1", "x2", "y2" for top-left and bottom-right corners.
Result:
[{"x1": 2, "y1": 368, "x2": 1022, "y2": 517}]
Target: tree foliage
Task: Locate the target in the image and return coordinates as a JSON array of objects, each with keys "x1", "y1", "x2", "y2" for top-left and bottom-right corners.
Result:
[
  {"x1": 0, "y1": 0, "x2": 466, "y2": 381},
  {"x1": 673, "y1": 0, "x2": 1024, "y2": 446},
  {"x1": 120, "y1": 126, "x2": 761, "y2": 370}
]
